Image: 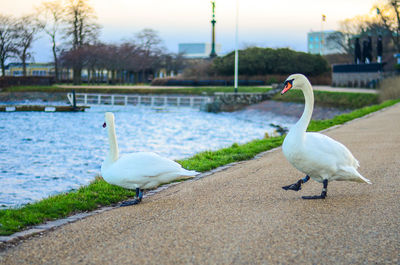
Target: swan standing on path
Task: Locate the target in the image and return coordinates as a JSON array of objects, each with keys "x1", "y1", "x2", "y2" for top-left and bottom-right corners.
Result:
[
  {"x1": 101, "y1": 112, "x2": 198, "y2": 206},
  {"x1": 281, "y1": 74, "x2": 371, "y2": 199}
]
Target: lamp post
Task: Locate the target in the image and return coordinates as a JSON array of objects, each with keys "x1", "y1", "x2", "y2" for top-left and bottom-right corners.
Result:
[{"x1": 234, "y1": 0, "x2": 239, "y2": 93}]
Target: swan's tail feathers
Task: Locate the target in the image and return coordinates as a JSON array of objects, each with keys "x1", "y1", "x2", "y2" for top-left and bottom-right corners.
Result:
[
  {"x1": 180, "y1": 169, "x2": 199, "y2": 176},
  {"x1": 353, "y1": 168, "x2": 372, "y2": 184},
  {"x1": 358, "y1": 174, "x2": 372, "y2": 184},
  {"x1": 342, "y1": 166, "x2": 372, "y2": 184}
]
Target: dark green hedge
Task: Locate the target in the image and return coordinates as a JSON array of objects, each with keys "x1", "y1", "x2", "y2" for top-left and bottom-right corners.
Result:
[{"x1": 212, "y1": 47, "x2": 330, "y2": 76}]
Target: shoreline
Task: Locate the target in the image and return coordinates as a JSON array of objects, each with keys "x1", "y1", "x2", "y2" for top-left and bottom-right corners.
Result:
[
  {"x1": 0, "y1": 92, "x2": 68, "y2": 103},
  {"x1": 0, "y1": 99, "x2": 399, "y2": 242},
  {"x1": 1, "y1": 100, "x2": 399, "y2": 259},
  {"x1": 1, "y1": 91, "x2": 351, "y2": 120}
]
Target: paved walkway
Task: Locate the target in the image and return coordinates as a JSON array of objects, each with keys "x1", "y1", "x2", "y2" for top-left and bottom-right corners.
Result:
[{"x1": 1, "y1": 104, "x2": 399, "y2": 264}]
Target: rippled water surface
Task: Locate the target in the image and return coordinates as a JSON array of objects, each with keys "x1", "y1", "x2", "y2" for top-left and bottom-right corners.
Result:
[{"x1": 0, "y1": 105, "x2": 296, "y2": 208}]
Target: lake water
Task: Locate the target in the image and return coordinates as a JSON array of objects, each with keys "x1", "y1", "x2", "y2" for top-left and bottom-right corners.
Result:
[{"x1": 0, "y1": 104, "x2": 297, "y2": 209}]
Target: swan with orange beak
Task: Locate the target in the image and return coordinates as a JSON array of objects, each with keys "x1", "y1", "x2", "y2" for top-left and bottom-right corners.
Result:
[{"x1": 280, "y1": 74, "x2": 371, "y2": 199}]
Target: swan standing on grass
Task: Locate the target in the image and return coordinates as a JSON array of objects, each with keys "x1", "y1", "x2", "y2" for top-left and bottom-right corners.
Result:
[
  {"x1": 281, "y1": 74, "x2": 371, "y2": 199},
  {"x1": 101, "y1": 112, "x2": 198, "y2": 206}
]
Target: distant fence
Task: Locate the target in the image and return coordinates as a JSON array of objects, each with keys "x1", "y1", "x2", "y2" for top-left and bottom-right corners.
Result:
[
  {"x1": 67, "y1": 93, "x2": 212, "y2": 109},
  {"x1": 0, "y1": 76, "x2": 55, "y2": 89}
]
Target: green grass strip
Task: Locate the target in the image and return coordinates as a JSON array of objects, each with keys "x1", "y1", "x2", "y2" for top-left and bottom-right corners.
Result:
[
  {"x1": 0, "y1": 99, "x2": 399, "y2": 236},
  {"x1": 0, "y1": 177, "x2": 136, "y2": 236},
  {"x1": 307, "y1": 99, "x2": 399, "y2": 131}
]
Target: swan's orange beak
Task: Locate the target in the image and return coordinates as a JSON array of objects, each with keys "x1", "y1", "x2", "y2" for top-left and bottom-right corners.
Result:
[
  {"x1": 281, "y1": 79, "x2": 294, "y2": 95},
  {"x1": 103, "y1": 122, "x2": 107, "y2": 128}
]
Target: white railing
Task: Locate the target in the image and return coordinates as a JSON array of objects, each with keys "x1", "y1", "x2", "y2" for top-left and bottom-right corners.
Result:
[{"x1": 67, "y1": 93, "x2": 212, "y2": 109}]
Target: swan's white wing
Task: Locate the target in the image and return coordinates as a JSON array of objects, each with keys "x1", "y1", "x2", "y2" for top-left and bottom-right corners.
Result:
[
  {"x1": 304, "y1": 132, "x2": 359, "y2": 168},
  {"x1": 292, "y1": 132, "x2": 363, "y2": 181},
  {"x1": 102, "y1": 152, "x2": 197, "y2": 189}
]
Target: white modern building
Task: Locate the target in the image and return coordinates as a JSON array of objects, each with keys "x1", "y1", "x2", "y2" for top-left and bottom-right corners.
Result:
[
  {"x1": 178, "y1": 43, "x2": 222, "y2": 58},
  {"x1": 307, "y1": 31, "x2": 342, "y2": 55}
]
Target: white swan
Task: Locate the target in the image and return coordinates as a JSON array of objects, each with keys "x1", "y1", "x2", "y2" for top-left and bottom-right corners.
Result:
[
  {"x1": 281, "y1": 74, "x2": 371, "y2": 199},
  {"x1": 101, "y1": 112, "x2": 198, "y2": 206}
]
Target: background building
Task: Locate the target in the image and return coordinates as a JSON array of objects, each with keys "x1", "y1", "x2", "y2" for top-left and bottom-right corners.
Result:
[
  {"x1": 5, "y1": 63, "x2": 54, "y2": 77},
  {"x1": 178, "y1": 43, "x2": 222, "y2": 58},
  {"x1": 307, "y1": 31, "x2": 342, "y2": 55}
]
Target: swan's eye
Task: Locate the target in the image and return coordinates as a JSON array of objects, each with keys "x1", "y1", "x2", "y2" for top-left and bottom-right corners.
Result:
[{"x1": 103, "y1": 122, "x2": 107, "y2": 128}]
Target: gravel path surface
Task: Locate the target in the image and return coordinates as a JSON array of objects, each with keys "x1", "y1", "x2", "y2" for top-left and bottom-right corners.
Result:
[{"x1": 1, "y1": 104, "x2": 399, "y2": 265}]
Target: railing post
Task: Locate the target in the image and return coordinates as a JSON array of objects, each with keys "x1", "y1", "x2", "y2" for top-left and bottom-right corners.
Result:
[
  {"x1": 111, "y1": 95, "x2": 114, "y2": 105},
  {"x1": 98, "y1": 95, "x2": 101, "y2": 104},
  {"x1": 67, "y1": 93, "x2": 73, "y2": 105},
  {"x1": 124, "y1": 96, "x2": 128, "y2": 105},
  {"x1": 72, "y1": 90, "x2": 77, "y2": 110}
]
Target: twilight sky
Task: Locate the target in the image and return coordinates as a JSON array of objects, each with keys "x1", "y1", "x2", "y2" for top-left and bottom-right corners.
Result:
[{"x1": 1, "y1": 0, "x2": 378, "y2": 62}]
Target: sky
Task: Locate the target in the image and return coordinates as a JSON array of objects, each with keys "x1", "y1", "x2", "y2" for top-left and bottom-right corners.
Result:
[{"x1": 1, "y1": 0, "x2": 378, "y2": 62}]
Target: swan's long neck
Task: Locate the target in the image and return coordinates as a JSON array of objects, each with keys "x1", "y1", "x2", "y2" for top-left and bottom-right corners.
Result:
[
  {"x1": 106, "y1": 120, "x2": 119, "y2": 165},
  {"x1": 295, "y1": 80, "x2": 314, "y2": 133}
]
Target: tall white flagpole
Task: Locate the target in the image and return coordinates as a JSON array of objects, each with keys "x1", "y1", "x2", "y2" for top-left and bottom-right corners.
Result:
[{"x1": 234, "y1": 0, "x2": 239, "y2": 93}]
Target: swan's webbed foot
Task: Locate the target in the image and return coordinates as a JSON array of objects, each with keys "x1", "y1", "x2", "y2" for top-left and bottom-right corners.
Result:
[
  {"x1": 282, "y1": 175, "x2": 310, "y2": 191},
  {"x1": 120, "y1": 198, "x2": 142, "y2": 207},
  {"x1": 282, "y1": 180, "x2": 302, "y2": 191},
  {"x1": 302, "y1": 179, "x2": 328, "y2": 200},
  {"x1": 120, "y1": 188, "x2": 143, "y2": 207}
]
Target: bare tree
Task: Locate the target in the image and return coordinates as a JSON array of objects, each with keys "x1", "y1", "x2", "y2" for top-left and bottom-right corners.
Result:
[
  {"x1": 327, "y1": 4, "x2": 397, "y2": 66},
  {"x1": 375, "y1": 0, "x2": 400, "y2": 52},
  {"x1": 63, "y1": 0, "x2": 100, "y2": 84},
  {"x1": 326, "y1": 15, "x2": 370, "y2": 56},
  {"x1": 12, "y1": 15, "x2": 43, "y2": 76},
  {"x1": 117, "y1": 42, "x2": 141, "y2": 83},
  {"x1": 59, "y1": 46, "x2": 85, "y2": 80},
  {"x1": 135, "y1": 28, "x2": 164, "y2": 82},
  {"x1": 326, "y1": 32, "x2": 352, "y2": 55},
  {"x1": 162, "y1": 52, "x2": 187, "y2": 77},
  {"x1": 0, "y1": 14, "x2": 16, "y2": 76},
  {"x1": 36, "y1": 0, "x2": 64, "y2": 81}
]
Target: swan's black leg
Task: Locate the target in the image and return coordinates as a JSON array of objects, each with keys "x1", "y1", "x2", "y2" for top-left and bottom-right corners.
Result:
[
  {"x1": 302, "y1": 179, "x2": 328, "y2": 200},
  {"x1": 137, "y1": 189, "x2": 143, "y2": 201},
  {"x1": 120, "y1": 188, "x2": 143, "y2": 207},
  {"x1": 282, "y1": 175, "x2": 310, "y2": 191}
]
